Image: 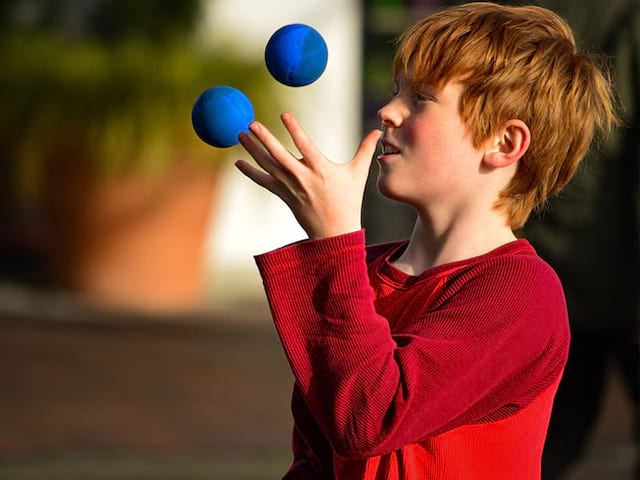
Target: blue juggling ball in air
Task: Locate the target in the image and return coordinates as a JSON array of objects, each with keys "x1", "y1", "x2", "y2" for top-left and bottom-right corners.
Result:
[
  {"x1": 192, "y1": 86, "x2": 254, "y2": 148},
  {"x1": 265, "y1": 23, "x2": 328, "y2": 87}
]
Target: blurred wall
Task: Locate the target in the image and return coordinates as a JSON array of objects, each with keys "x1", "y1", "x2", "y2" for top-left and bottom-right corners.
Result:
[{"x1": 200, "y1": 0, "x2": 363, "y2": 300}]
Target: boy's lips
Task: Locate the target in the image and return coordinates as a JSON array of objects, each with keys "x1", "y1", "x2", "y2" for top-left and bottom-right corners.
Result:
[{"x1": 378, "y1": 139, "x2": 401, "y2": 160}]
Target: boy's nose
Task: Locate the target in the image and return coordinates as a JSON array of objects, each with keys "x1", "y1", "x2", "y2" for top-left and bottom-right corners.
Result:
[{"x1": 377, "y1": 100, "x2": 402, "y2": 128}]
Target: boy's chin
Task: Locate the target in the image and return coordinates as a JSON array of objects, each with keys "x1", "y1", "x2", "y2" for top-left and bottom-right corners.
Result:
[
  {"x1": 376, "y1": 177, "x2": 423, "y2": 211},
  {"x1": 376, "y1": 178, "x2": 405, "y2": 203}
]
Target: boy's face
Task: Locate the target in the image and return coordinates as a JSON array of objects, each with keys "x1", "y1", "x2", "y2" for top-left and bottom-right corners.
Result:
[{"x1": 376, "y1": 75, "x2": 486, "y2": 211}]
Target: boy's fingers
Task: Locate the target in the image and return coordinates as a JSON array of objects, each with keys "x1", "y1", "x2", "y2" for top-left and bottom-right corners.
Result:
[
  {"x1": 234, "y1": 159, "x2": 273, "y2": 189},
  {"x1": 234, "y1": 159, "x2": 287, "y2": 199},
  {"x1": 280, "y1": 113, "x2": 324, "y2": 170},
  {"x1": 353, "y1": 129, "x2": 383, "y2": 173},
  {"x1": 249, "y1": 120, "x2": 306, "y2": 175},
  {"x1": 238, "y1": 132, "x2": 277, "y2": 174},
  {"x1": 238, "y1": 130, "x2": 299, "y2": 190}
]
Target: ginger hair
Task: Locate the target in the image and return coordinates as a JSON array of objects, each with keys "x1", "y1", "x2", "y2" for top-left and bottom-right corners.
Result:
[{"x1": 393, "y1": 2, "x2": 618, "y2": 228}]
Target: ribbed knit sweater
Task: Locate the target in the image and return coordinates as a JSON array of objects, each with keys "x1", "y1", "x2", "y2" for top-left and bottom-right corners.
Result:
[{"x1": 255, "y1": 230, "x2": 570, "y2": 479}]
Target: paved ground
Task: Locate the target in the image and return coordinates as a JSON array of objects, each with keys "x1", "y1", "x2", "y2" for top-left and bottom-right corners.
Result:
[
  {"x1": 0, "y1": 284, "x2": 293, "y2": 479},
  {"x1": 0, "y1": 283, "x2": 635, "y2": 479}
]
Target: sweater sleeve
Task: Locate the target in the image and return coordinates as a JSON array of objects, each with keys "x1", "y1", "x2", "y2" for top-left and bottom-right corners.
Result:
[{"x1": 255, "y1": 230, "x2": 569, "y2": 460}]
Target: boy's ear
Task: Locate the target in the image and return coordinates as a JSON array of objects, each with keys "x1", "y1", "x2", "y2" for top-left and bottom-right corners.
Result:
[{"x1": 483, "y1": 119, "x2": 531, "y2": 168}]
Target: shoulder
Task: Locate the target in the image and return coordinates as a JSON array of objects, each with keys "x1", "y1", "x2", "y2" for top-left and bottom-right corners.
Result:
[
  {"x1": 437, "y1": 241, "x2": 568, "y2": 331},
  {"x1": 445, "y1": 243, "x2": 570, "y2": 392},
  {"x1": 449, "y1": 240, "x2": 563, "y2": 296},
  {"x1": 490, "y1": 242, "x2": 565, "y2": 302}
]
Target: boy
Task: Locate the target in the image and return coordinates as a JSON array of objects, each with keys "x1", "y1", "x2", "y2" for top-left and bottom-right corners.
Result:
[{"x1": 235, "y1": 2, "x2": 616, "y2": 479}]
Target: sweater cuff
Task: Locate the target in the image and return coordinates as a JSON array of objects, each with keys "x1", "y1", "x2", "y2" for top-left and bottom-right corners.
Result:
[{"x1": 255, "y1": 229, "x2": 366, "y2": 274}]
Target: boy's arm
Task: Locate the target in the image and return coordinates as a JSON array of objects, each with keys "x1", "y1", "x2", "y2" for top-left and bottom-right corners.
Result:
[{"x1": 255, "y1": 230, "x2": 569, "y2": 459}]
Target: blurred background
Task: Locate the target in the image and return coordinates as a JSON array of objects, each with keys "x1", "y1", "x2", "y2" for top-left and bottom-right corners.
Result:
[{"x1": 0, "y1": 0, "x2": 636, "y2": 478}]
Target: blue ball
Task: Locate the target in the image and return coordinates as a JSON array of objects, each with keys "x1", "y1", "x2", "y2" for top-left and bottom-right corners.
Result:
[
  {"x1": 192, "y1": 85, "x2": 254, "y2": 148},
  {"x1": 265, "y1": 24, "x2": 328, "y2": 87}
]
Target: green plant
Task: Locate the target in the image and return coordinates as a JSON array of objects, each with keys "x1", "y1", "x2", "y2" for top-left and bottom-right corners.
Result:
[{"x1": 0, "y1": 31, "x2": 275, "y2": 204}]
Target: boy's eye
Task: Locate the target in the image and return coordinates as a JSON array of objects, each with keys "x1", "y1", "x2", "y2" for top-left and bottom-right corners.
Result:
[{"x1": 413, "y1": 91, "x2": 433, "y2": 102}]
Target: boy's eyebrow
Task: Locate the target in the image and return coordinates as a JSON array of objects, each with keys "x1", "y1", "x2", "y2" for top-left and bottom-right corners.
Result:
[
  {"x1": 411, "y1": 79, "x2": 438, "y2": 93},
  {"x1": 392, "y1": 76, "x2": 439, "y2": 95}
]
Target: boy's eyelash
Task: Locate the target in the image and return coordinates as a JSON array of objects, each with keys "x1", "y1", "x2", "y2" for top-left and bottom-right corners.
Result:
[
  {"x1": 413, "y1": 92, "x2": 436, "y2": 104},
  {"x1": 389, "y1": 86, "x2": 435, "y2": 102}
]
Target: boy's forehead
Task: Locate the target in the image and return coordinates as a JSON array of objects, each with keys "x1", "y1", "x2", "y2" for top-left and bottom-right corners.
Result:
[
  {"x1": 393, "y1": 67, "x2": 431, "y2": 86},
  {"x1": 393, "y1": 69, "x2": 457, "y2": 92}
]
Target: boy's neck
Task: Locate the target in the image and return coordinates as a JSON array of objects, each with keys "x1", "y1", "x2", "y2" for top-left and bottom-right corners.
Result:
[{"x1": 391, "y1": 211, "x2": 517, "y2": 276}]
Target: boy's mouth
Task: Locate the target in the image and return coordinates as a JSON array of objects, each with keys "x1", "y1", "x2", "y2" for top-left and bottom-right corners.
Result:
[{"x1": 378, "y1": 140, "x2": 401, "y2": 159}]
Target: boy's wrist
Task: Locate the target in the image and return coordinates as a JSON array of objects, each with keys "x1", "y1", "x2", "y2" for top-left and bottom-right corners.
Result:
[
  {"x1": 308, "y1": 225, "x2": 363, "y2": 241},
  {"x1": 255, "y1": 229, "x2": 366, "y2": 272}
]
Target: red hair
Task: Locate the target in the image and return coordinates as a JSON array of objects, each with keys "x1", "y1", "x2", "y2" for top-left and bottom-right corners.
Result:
[{"x1": 393, "y1": 2, "x2": 617, "y2": 228}]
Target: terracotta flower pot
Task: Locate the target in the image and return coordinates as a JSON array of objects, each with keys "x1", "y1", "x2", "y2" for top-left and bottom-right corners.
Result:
[{"x1": 44, "y1": 154, "x2": 221, "y2": 314}]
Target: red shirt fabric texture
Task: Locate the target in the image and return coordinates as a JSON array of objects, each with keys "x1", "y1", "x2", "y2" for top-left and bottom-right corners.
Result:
[{"x1": 255, "y1": 230, "x2": 570, "y2": 479}]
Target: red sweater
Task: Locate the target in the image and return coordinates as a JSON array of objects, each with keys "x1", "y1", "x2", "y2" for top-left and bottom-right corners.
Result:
[{"x1": 255, "y1": 230, "x2": 569, "y2": 479}]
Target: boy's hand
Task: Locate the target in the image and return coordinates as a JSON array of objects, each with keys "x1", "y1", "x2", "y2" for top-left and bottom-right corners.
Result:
[{"x1": 235, "y1": 112, "x2": 382, "y2": 240}]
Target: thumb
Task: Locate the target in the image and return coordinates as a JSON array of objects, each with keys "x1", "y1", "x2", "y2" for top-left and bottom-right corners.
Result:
[{"x1": 351, "y1": 129, "x2": 382, "y2": 172}]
